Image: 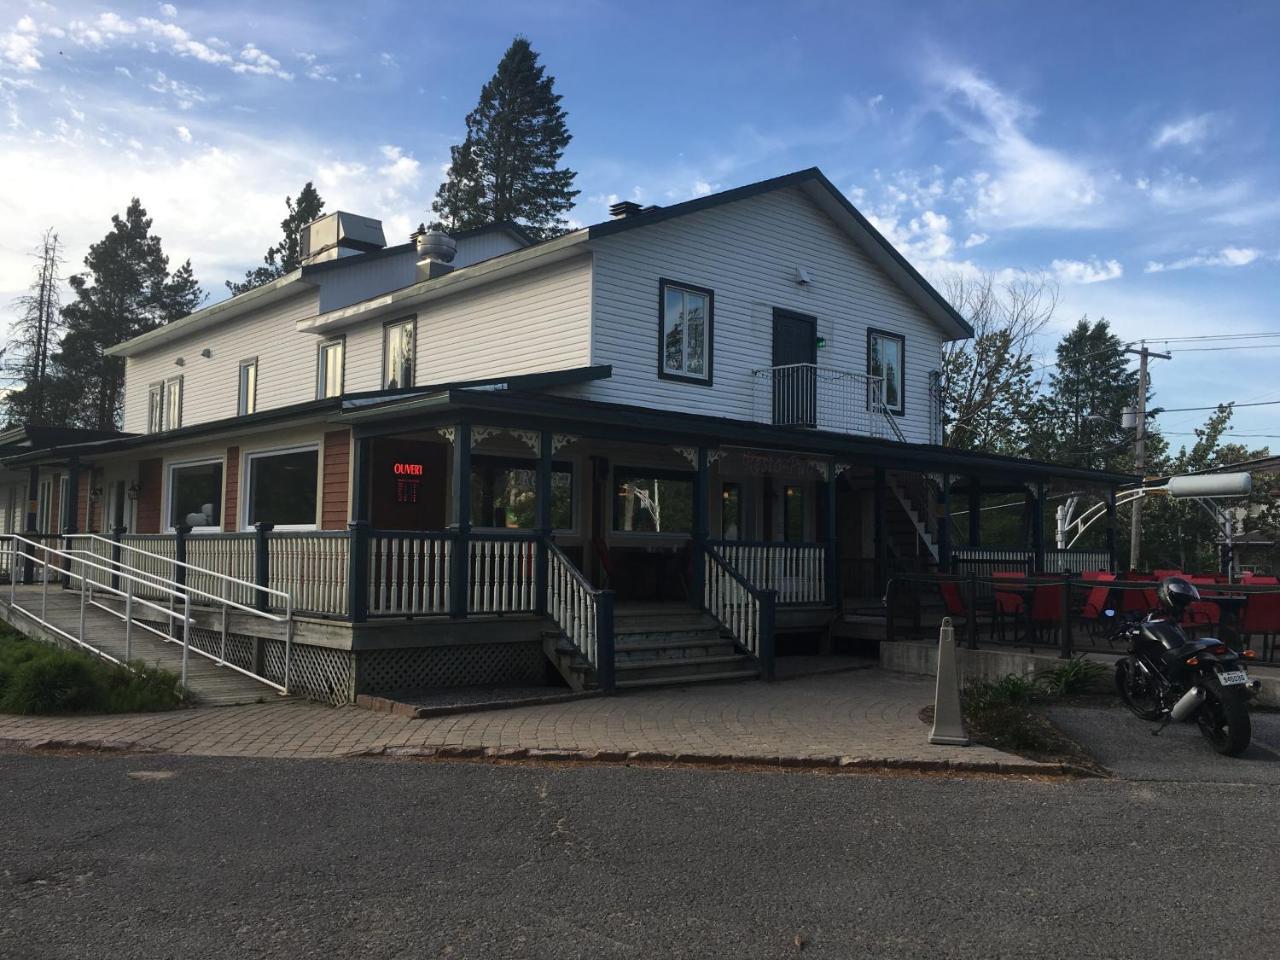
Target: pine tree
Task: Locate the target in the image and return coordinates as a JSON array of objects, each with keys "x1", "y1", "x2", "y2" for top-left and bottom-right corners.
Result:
[
  {"x1": 55, "y1": 198, "x2": 204, "y2": 430},
  {"x1": 226, "y1": 182, "x2": 325, "y2": 295},
  {"x1": 2, "y1": 229, "x2": 65, "y2": 426},
  {"x1": 432, "y1": 37, "x2": 579, "y2": 240}
]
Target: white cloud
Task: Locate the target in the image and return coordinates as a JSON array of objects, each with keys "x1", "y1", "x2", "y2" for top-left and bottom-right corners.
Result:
[
  {"x1": 1, "y1": 16, "x2": 42, "y2": 72},
  {"x1": 377, "y1": 144, "x2": 420, "y2": 187},
  {"x1": 1051, "y1": 257, "x2": 1123, "y2": 284},
  {"x1": 692, "y1": 180, "x2": 712, "y2": 197},
  {"x1": 930, "y1": 65, "x2": 1102, "y2": 229},
  {"x1": 867, "y1": 208, "x2": 954, "y2": 261},
  {"x1": 1152, "y1": 113, "x2": 1213, "y2": 149},
  {"x1": 234, "y1": 43, "x2": 291, "y2": 80},
  {"x1": 174, "y1": 124, "x2": 192, "y2": 143},
  {"x1": 962, "y1": 232, "x2": 988, "y2": 248},
  {"x1": 379, "y1": 52, "x2": 397, "y2": 68},
  {"x1": 1145, "y1": 246, "x2": 1263, "y2": 273},
  {"x1": 160, "y1": 4, "x2": 178, "y2": 18},
  {"x1": 149, "y1": 71, "x2": 207, "y2": 109}
]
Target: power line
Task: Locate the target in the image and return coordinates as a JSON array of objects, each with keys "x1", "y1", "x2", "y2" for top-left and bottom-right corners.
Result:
[
  {"x1": 1168, "y1": 345, "x2": 1280, "y2": 354},
  {"x1": 1156, "y1": 400, "x2": 1280, "y2": 413}
]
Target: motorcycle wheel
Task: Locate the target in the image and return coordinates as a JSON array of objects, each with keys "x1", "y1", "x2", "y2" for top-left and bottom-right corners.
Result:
[
  {"x1": 1115, "y1": 658, "x2": 1162, "y2": 721},
  {"x1": 1197, "y1": 684, "x2": 1251, "y2": 757}
]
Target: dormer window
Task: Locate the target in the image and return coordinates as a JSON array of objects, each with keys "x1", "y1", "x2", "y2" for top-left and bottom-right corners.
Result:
[
  {"x1": 658, "y1": 279, "x2": 714, "y2": 385},
  {"x1": 383, "y1": 317, "x2": 415, "y2": 390},
  {"x1": 867, "y1": 328, "x2": 905, "y2": 416},
  {"x1": 147, "y1": 382, "x2": 164, "y2": 433}
]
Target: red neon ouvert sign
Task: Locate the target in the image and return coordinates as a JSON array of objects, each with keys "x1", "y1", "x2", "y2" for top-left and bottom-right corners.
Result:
[{"x1": 393, "y1": 462, "x2": 424, "y2": 476}]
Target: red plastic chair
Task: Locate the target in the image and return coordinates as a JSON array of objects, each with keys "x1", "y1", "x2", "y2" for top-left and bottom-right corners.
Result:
[
  {"x1": 1029, "y1": 580, "x2": 1065, "y2": 644},
  {"x1": 992, "y1": 572, "x2": 1027, "y2": 644},
  {"x1": 1080, "y1": 572, "x2": 1117, "y2": 622},
  {"x1": 1243, "y1": 575, "x2": 1279, "y2": 586},
  {"x1": 939, "y1": 581, "x2": 967, "y2": 618},
  {"x1": 1242, "y1": 590, "x2": 1280, "y2": 660},
  {"x1": 1187, "y1": 576, "x2": 1221, "y2": 629},
  {"x1": 1153, "y1": 569, "x2": 1183, "y2": 581}
]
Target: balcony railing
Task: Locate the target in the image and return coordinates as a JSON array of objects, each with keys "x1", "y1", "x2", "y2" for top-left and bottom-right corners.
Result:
[{"x1": 751, "y1": 364, "x2": 906, "y2": 441}]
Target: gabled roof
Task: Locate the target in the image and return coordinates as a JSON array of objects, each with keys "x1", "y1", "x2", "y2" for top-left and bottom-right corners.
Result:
[{"x1": 586, "y1": 167, "x2": 974, "y2": 341}]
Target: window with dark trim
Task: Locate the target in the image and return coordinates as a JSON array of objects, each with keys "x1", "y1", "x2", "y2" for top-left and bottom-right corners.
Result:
[
  {"x1": 317, "y1": 337, "x2": 345, "y2": 399},
  {"x1": 721, "y1": 482, "x2": 742, "y2": 540},
  {"x1": 469, "y1": 455, "x2": 574, "y2": 530},
  {"x1": 783, "y1": 484, "x2": 806, "y2": 542},
  {"x1": 383, "y1": 317, "x2": 415, "y2": 389},
  {"x1": 238, "y1": 358, "x2": 257, "y2": 416},
  {"x1": 613, "y1": 467, "x2": 695, "y2": 534},
  {"x1": 168, "y1": 459, "x2": 223, "y2": 531},
  {"x1": 658, "y1": 279, "x2": 713, "y2": 384},
  {"x1": 867, "y1": 328, "x2": 906, "y2": 416},
  {"x1": 244, "y1": 447, "x2": 318, "y2": 529}
]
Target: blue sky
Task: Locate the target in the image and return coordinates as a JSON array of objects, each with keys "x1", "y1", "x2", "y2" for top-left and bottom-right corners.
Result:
[{"x1": 2, "y1": 0, "x2": 1278, "y2": 444}]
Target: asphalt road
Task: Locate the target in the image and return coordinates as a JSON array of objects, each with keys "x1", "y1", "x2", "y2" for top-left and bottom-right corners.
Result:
[
  {"x1": 1050, "y1": 700, "x2": 1280, "y2": 784},
  {"x1": 3, "y1": 753, "x2": 1279, "y2": 959}
]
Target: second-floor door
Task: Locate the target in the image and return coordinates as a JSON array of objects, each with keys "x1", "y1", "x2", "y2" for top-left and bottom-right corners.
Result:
[{"x1": 772, "y1": 309, "x2": 817, "y2": 428}]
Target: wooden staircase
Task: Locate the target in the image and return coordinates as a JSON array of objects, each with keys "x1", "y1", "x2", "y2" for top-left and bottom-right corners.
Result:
[{"x1": 544, "y1": 603, "x2": 759, "y2": 691}]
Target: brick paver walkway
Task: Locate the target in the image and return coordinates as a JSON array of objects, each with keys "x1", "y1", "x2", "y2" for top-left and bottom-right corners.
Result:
[{"x1": 0, "y1": 670, "x2": 1044, "y2": 771}]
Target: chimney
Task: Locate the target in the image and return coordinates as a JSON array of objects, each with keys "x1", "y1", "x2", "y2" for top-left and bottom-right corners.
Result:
[
  {"x1": 300, "y1": 212, "x2": 387, "y2": 265},
  {"x1": 413, "y1": 224, "x2": 457, "y2": 280},
  {"x1": 609, "y1": 200, "x2": 643, "y2": 219}
]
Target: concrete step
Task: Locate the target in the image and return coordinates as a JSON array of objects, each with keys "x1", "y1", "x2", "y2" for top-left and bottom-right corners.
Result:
[
  {"x1": 614, "y1": 653, "x2": 757, "y2": 682},
  {"x1": 616, "y1": 666, "x2": 761, "y2": 689}
]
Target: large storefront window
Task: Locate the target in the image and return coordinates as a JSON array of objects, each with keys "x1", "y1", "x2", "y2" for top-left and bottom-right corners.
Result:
[
  {"x1": 613, "y1": 469, "x2": 694, "y2": 534},
  {"x1": 168, "y1": 460, "x2": 223, "y2": 530},
  {"x1": 246, "y1": 448, "x2": 318, "y2": 528},
  {"x1": 470, "y1": 456, "x2": 572, "y2": 530}
]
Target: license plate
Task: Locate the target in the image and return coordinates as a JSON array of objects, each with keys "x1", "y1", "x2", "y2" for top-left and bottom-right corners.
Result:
[{"x1": 1218, "y1": 670, "x2": 1248, "y2": 686}]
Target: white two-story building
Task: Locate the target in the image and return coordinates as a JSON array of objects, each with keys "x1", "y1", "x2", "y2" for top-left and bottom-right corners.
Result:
[{"x1": 0, "y1": 168, "x2": 1128, "y2": 702}]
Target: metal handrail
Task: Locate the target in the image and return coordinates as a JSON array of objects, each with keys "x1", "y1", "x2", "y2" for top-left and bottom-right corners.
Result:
[
  {"x1": 67, "y1": 533, "x2": 292, "y2": 609},
  {"x1": 4, "y1": 534, "x2": 291, "y2": 694}
]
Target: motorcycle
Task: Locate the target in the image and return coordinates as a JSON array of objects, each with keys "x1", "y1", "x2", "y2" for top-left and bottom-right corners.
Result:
[{"x1": 1109, "y1": 607, "x2": 1261, "y2": 756}]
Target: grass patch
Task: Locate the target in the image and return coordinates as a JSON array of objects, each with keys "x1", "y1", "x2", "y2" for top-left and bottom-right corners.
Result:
[{"x1": 0, "y1": 626, "x2": 191, "y2": 715}]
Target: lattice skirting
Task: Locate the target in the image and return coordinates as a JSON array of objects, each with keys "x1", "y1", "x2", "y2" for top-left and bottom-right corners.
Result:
[
  {"x1": 355, "y1": 641, "x2": 546, "y2": 695},
  {"x1": 140, "y1": 620, "x2": 354, "y2": 705}
]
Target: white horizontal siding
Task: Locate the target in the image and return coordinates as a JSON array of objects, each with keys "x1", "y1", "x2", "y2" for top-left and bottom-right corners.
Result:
[
  {"x1": 571, "y1": 186, "x2": 947, "y2": 444},
  {"x1": 122, "y1": 289, "x2": 322, "y2": 434}
]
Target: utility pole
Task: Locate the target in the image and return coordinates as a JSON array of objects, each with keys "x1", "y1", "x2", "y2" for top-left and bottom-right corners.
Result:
[{"x1": 1123, "y1": 342, "x2": 1170, "y2": 571}]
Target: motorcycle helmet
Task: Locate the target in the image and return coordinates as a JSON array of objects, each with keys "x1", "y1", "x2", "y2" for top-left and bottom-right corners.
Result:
[{"x1": 1156, "y1": 576, "x2": 1200, "y2": 618}]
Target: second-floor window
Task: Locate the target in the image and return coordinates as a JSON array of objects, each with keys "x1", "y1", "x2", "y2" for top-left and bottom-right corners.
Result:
[
  {"x1": 867, "y1": 329, "x2": 905, "y2": 416},
  {"x1": 165, "y1": 375, "x2": 183, "y2": 430},
  {"x1": 147, "y1": 382, "x2": 164, "y2": 433},
  {"x1": 658, "y1": 279, "x2": 714, "y2": 384},
  {"x1": 238, "y1": 358, "x2": 257, "y2": 416},
  {"x1": 383, "y1": 317, "x2": 415, "y2": 389},
  {"x1": 317, "y1": 337, "x2": 345, "y2": 399}
]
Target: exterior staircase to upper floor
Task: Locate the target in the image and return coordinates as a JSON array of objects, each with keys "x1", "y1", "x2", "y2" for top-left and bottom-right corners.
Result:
[
  {"x1": 885, "y1": 475, "x2": 940, "y2": 569},
  {"x1": 543, "y1": 603, "x2": 760, "y2": 691}
]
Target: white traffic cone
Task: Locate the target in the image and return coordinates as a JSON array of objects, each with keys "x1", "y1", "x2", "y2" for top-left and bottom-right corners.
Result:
[{"x1": 929, "y1": 616, "x2": 969, "y2": 746}]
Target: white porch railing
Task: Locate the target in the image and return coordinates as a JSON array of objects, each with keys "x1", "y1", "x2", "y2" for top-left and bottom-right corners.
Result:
[
  {"x1": 269, "y1": 533, "x2": 349, "y2": 617},
  {"x1": 751, "y1": 364, "x2": 907, "y2": 441},
  {"x1": 468, "y1": 534, "x2": 537, "y2": 614},
  {"x1": 704, "y1": 545, "x2": 775, "y2": 679},
  {"x1": 714, "y1": 541, "x2": 827, "y2": 605},
  {"x1": 369, "y1": 532, "x2": 452, "y2": 616}
]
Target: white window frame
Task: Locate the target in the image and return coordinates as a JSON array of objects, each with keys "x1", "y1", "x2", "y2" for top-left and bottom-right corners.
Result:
[
  {"x1": 867, "y1": 328, "x2": 906, "y2": 417},
  {"x1": 658, "y1": 279, "x2": 714, "y2": 385},
  {"x1": 241, "y1": 443, "x2": 321, "y2": 532},
  {"x1": 317, "y1": 337, "x2": 345, "y2": 399},
  {"x1": 238, "y1": 358, "x2": 258, "y2": 416},
  {"x1": 164, "y1": 375, "x2": 183, "y2": 430},
  {"x1": 147, "y1": 382, "x2": 164, "y2": 434},
  {"x1": 382, "y1": 317, "x2": 416, "y2": 390},
  {"x1": 36, "y1": 478, "x2": 52, "y2": 533},
  {"x1": 164, "y1": 457, "x2": 225, "y2": 534}
]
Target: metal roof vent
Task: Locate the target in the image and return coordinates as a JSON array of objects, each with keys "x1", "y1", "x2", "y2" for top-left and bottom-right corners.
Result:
[
  {"x1": 413, "y1": 223, "x2": 457, "y2": 281},
  {"x1": 300, "y1": 212, "x2": 386, "y2": 265},
  {"x1": 609, "y1": 200, "x2": 643, "y2": 219}
]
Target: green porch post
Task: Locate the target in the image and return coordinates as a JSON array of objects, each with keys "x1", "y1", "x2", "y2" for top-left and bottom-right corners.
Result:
[
  {"x1": 873, "y1": 467, "x2": 887, "y2": 594},
  {"x1": 448, "y1": 423, "x2": 471, "y2": 618},
  {"x1": 1031, "y1": 482, "x2": 1047, "y2": 574},
  {"x1": 534, "y1": 430, "x2": 552, "y2": 617},
  {"x1": 690, "y1": 446, "x2": 709, "y2": 607},
  {"x1": 824, "y1": 461, "x2": 839, "y2": 608},
  {"x1": 347, "y1": 435, "x2": 372, "y2": 623}
]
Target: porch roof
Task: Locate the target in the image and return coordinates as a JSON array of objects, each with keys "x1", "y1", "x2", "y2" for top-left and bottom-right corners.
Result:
[{"x1": 338, "y1": 386, "x2": 1137, "y2": 488}]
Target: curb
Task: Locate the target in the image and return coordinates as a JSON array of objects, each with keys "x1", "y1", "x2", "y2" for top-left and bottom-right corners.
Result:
[
  {"x1": 0, "y1": 735, "x2": 160, "y2": 754},
  {"x1": 344, "y1": 742, "x2": 1099, "y2": 778},
  {"x1": 354, "y1": 689, "x2": 602, "y2": 719}
]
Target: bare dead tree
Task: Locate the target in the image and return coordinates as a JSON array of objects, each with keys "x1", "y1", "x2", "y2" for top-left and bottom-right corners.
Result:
[
  {"x1": 3, "y1": 229, "x2": 64, "y2": 425},
  {"x1": 939, "y1": 270, "x2": 1058, "y2": 453}
]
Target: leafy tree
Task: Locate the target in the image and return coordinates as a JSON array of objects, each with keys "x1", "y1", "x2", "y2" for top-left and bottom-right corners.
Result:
[
  {"x1": 431, "y1": 37, "x2": 579, "y2": 239},
  {"x1": 54, "y1": 199, "x2": 203, "y2": 430},
  {"x1": 1028, "y1": 317, "x2": 1141, "y2": 473},
  {"x1": 941, "y1": 272, "x2": 1054, "y2": 454},
  {"x1": 3, "y1": 229, "x2": 65, "y2": 426},
  {"x1": 226, "y1": 182, "x2": 325, "y2": 295}
]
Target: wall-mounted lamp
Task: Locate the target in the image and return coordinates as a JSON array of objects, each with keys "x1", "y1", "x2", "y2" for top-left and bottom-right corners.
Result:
[
  {"x1": 174, "y1": 357, "x2": 185, "y2": 367},
  {"x1": 127, "y1": 481, "x2": 142, "y2": 502},
  {"x1": 89, "y1": 486, "x2": 104, "y2": 503},
  {"x1": 200, "y1": 348, "x2": 213, "y2": 358}
]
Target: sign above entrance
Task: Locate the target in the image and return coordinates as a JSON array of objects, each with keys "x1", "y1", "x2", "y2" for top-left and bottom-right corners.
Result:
[{"x1": 393, "y1": 462, "x2": 424, "y2": 477}]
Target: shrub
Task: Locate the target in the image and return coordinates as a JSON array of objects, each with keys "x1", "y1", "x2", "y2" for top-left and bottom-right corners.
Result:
[
  {"x1": 1037, "y1": 657, "x2": 1109, "y2": 697},
  {"x1": 0, "y1": 652, "x2": 104, "y2": 714}
]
